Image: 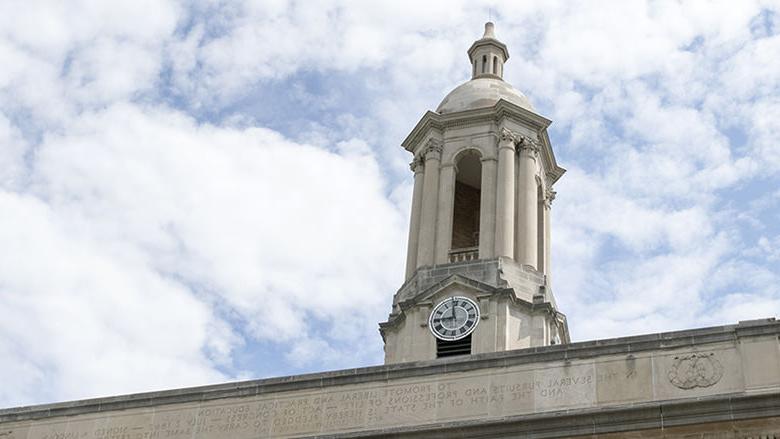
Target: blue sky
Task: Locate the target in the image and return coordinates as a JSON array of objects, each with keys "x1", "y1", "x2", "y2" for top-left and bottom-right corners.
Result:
[{"x1": 1, "y1": 0, "x2": 779, "y2": 408}]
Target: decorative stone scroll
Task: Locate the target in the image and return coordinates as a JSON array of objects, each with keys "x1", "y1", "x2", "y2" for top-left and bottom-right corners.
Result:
[
  {"x1": 409, "y1": 156, "x2": 424, "y2": 173},
  {"x1": 423, "y1": 138, "x2": 443, "y2": 160},
  {"x1": 516, "y1": 135, "x2": 541, "y2": 156},
  {"x1": 499, "y1": 127, "x2": 516, "y2": 143},
  {"x1": 667, "y1": 353, "x2": 724, "y2": 389},
  {"x1": 543, "y1": 189, "x2": 557, "y2": 209}
]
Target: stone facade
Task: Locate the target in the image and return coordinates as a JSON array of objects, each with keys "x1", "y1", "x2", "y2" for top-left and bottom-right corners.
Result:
[
  {"x1": 2, "y1": 320, "x2": 779, "y2": 438},
  {"x1": 381, "y1": 257, "x2": 567, "y2": 363}
]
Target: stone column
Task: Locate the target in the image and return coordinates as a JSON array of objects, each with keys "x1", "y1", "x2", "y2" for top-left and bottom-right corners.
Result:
[
  {"x1": 494, "y1": 128, "x2": 516, "y2": 259},
  {"x1": 416, "y1": 139, "x2": 442, "y2": 268},
  {"x1": 543, "y1": 188, "x2": 555, "y2": 284},
  {"x1": 515, "y1": 136, "x2": 540, "y2": 268},
  {"x1": 434, "y1": 164, "x2": 456, "y2": 264},
  {"x1": 404, "y1": 157, "x2": 425, "y2": 279},
  {"x1": 479, "y1": 156, "x2": 497, "y2": 259}
]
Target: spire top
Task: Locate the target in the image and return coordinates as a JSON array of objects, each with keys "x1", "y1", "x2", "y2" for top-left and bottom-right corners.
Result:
[{"x1": 483, "y1": 22, "x2": 496, "y2": 39}]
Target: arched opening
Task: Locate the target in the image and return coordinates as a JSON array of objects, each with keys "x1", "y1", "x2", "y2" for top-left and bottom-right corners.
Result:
[
  {"x1": 473, "y1": 59, "x2": 477, "y2": 77},
  {"x1": 450, "y1": 151, "x2": 482, "y2": 262},
  {"x1": 492, "y1": 56, "x2": 498, "y2": 75},
  {"x1": 481, "y1": 55, "x2": 487, "y2": 74}
]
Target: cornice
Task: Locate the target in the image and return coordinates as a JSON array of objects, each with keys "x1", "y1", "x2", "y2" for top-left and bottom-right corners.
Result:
[
  {"x1": 400, "y1": 100, "x2": 565, "y2": 185},
  {"x1": 400, "y1": 100, "x2": 551, "y2": 153},
  {"x1": 467, "y1": 38, "x2": 509, "y2": 61},
  {"x1": 539, "y1": 129, "x2": 565, "y2": 185},
  {"x1": 396, "y1": 274, "x2": 500, "y2": 311}
]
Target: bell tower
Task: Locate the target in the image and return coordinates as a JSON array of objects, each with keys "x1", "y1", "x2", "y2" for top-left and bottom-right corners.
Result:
[{"x1": 380, "y1": 23, "x2": 570, "y2": 364}]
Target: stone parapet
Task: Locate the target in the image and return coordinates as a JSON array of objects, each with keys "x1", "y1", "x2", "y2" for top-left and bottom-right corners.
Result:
[{"x1": 2, "y1": 319, "x2": 779, "y2": 438}]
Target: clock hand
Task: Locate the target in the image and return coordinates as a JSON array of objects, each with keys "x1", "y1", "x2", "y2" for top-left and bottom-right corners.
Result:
[{"x1": 450, "y1": 297, "x2": 456, "y2": 320}]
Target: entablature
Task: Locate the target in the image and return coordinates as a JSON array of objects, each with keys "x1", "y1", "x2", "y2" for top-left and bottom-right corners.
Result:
[{"x1": 401, "y1": 99, "x2": 565, "y2": 185}]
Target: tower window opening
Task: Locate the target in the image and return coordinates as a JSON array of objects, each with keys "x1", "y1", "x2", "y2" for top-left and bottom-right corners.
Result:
[
  {"x1": 493, "y1": 56, "x2": 497, "y2": 75},
  {"x1": 451, "y1": 152, "x2": 482, "y2": 253},
  {"x1": 473, "y1": 59, "x2": 477, "y2": 77},
  {"x1": 482, "y1": 55, "x2": 487, "y2": 73}
]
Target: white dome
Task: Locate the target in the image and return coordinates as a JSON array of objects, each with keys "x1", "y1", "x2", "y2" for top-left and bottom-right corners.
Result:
[{"x1": 436, "y1": 77, "x2": 534, "y2": 114}]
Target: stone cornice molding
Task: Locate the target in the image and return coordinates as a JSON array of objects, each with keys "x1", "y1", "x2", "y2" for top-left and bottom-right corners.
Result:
[
  {"x1": 401, "y1": 100, "x2": 551, "y2": 153},
  {"x1": 422, "y1": 138, "x2": 443, "y2": 160},
  {"x1": 400, "y1": 100, "x2": 565, "y2": 183},
  {"x1": 467, "y1": 36, "x2": 509, "y2": 61}
]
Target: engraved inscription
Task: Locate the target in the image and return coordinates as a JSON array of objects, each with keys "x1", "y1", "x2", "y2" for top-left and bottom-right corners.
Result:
[
  {"x1": 16, "y1": 372, "x2": 622, "y2": 439},
  {"x1": 667, "y1": 353, "x2": 724, "y2": 389},
  {"x1": 5, "y1": 353, "x2": 745, "y2": 439}
]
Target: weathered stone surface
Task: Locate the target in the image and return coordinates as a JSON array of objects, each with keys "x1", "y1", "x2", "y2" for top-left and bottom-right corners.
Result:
[
  {"x1": 383, "y1": 257, "x2": 566, "y2": 363},
  {"x1": 2, "y1": 320, "x2": 779, "y2": 438}
]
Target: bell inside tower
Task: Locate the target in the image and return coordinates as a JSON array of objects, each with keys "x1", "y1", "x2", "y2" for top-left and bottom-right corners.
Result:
[{"x1": 450, "y1": 152, "x2": 482, "y2": 261}]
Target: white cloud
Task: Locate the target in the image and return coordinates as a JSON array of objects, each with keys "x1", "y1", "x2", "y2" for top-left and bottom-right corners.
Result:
[
  {"x1": 0, "y1": 190, "x2": 229, "y2": 404},
  {"x1": 0, "y1": 101, "x2": 405, "y2": 405},
  {"x1": 0, "y1": 0, "x2": 779, "y2": 409},
  {"x1": 0, "y1": 115, "x2": 26, "y2": 189}
]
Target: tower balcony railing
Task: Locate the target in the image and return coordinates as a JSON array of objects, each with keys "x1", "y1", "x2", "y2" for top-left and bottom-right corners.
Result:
[{"x1": 448, "y1": 247, "x2": 479, "y2": 263}]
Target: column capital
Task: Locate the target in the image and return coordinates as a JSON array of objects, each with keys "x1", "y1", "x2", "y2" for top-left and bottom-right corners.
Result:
[
  {"x1": 517, "y1": 135, "x2": 541, "y2": 158},
  {"x1": 409, "y1": 156, "x2": 425, "y2": 174},
  {"x1": 543, "y1": 188, "x2": 557, "y2": 209},
  {"x1": 423, "y1": 138, "x2": 443, "y2": 161},
  {"x1": 498, "y1": 128, "x2": 516, "y2": 150},
  {"x1": 500, "y1": 127, "x2": 516, "y2": 142}
]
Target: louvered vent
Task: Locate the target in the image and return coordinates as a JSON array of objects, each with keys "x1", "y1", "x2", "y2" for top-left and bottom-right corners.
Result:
[{"x1": 437, "y1": 334, "x2": 472, "y2": 358}]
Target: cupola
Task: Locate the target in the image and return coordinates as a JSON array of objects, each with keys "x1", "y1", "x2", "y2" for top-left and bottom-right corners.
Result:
[
  {"x1": 381, "y1": 23, "x2": 569, "y2": 364},
  {"x1": 467, "y1": 22, "x2": 509, "y2": 79}
]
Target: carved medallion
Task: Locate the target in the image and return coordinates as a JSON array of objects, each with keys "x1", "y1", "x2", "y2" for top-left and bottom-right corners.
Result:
[{"x1": 667, "y1": 352, "x2": 724, "y2": 389}]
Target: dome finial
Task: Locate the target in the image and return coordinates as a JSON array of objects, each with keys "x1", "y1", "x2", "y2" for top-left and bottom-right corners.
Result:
[{"x1": 483, "y1": 22, "x2": 496, "y2": 39}]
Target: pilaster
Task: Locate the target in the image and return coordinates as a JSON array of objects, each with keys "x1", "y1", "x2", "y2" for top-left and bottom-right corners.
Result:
[
  {"x1": 404, "y1": 158, "x2": 425, "y2": 279},
  {"x1": 434, "y1": 164, "x2": 456, "y2": 264},
  {"x1": 494, "y1": 128, "x2": 516, "y2": 259},
  {"x1": 542, "y1": 188, "x2": 555, "y2": 283},
  {"x1": 515, "y1": 135, "x2": 540, "y2": 268},
  {"x1": 416, "y1": 139, "x2": 443, "y2": 268},
  {"x1": 479, "y1": 156, "x2": 497, "y2": 259}
]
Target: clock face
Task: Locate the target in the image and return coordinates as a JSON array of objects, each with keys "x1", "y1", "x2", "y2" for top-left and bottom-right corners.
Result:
[{"x1": 428, "y1": 296, "x2": 480, "y2": 341}]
